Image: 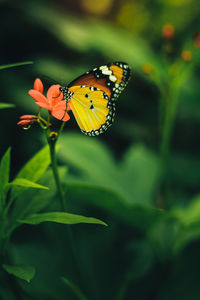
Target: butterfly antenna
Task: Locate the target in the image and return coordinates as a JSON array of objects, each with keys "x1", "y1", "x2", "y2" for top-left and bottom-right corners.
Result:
[
  {"x1": 52, "y1": 90, "x2": 62, "y2": 99},
  {"x1": 40, "y1": 75, "x2": 64, "y2": 99}
]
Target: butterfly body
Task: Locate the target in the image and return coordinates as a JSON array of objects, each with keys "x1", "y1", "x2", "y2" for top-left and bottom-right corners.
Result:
[{"x1": 60, "y1": 62, "x2": 130, "y2": 136}]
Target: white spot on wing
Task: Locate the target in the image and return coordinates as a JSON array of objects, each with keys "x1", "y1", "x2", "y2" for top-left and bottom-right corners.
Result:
[
  {"x1": 102, "y1": 69, "x2": 112, "y2": 75},
  {"x1": 99, "y1": 65, "x2": 107, "y2": 70},
  {"x1": 109, "y1": 75, "x2": 117, "y2": 82}
]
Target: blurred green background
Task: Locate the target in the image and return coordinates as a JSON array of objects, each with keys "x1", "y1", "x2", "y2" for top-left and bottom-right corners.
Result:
[{"x1": 1, "y1": 0, "x2": 200, "y2": 299}]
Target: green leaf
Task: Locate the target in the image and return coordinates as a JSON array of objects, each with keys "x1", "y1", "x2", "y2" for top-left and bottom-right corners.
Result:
[
  {"x1": 0, "y1": 61, "x2": 33, "y2": 70},
  {"x1": 120, "y1": 145, "x2": 161, "y2": 205},
  {"x1": 9, "y1": 178, "x2": 49, "y2": 190},
  {"x1": 148, "y1": 195, "x2": 200, "y2": 258},
  {"x1": 63, "y1": 181, "x2": 164, "y2": 231},
  {"x1": 0, "y1": 147, "x2": 11, "y2": 204},
  {"x1": 0, "y1": 147, "x2": 11, "y2": 189},
  {"x1": 18, "y1": 212, "x2": 107, "y2": 226},
  {"x1": 175, "y1": 194, "x2": 200, "y2": 227},
  {"x1": 11, "y1": 145, "x2": 51, "y2": 200},
  {"x1": 147, "y1": 216, "x2": 180, "y2": 261},
  {"x1": 10, "y1": 168, "x2": 65, "y2": 222},
  {"x1": 58, "y1": 133, "x2": 117, "y2": 188},
  {"x1": 172, "y1": 195, "x2": 200, "y2": 253},
  {"x1": 15, "y1": 145, "x2": 50, "y2": 182},
  {"x1": 58, "y1": 134, "x2": 161, "y2": 206},
  {"x1": 61, "y1": 277, "x2": 89, "y2": 300},
  {"x1": 0, "y1": 103, "x2": 15, "y2": 109},
  {"x1": 3, "y1": 264, "x2": 35, "y2": 283}
]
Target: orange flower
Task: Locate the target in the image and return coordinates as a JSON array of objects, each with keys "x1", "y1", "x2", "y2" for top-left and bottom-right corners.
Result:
[
  {"x1": 162, "y1": 24, "x2": 174, "y2": 40},
  {"x1": 28, "y1": 78, "x2": 71, "y2": 122}
]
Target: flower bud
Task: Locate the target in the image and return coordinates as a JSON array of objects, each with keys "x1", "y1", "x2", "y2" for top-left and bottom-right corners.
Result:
[{"x1": 17, "y1": 115, "x2": 37, "y2": 129}]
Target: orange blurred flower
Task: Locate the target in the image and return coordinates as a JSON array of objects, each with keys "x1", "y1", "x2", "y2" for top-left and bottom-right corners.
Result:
[
  {"x1": 181, "y1": 50, "x2": 192, "y2": 62},
  {"x1": 28, "y1": 78, "x2": 71, "y2": 122},
  {"x1": 162, "y1": 24, "x2": 174, "y2": 40},
  {"x1": 194, "y1": 32, "x2": 200, "y2": 48},
  {"x1": 141, "y1": 63, "x2": 153, "y2": 75}
]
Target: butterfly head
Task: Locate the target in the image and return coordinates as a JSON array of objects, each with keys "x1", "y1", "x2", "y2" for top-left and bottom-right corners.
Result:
[{"x1": 59, "y1": 87, "x2": 73, "y2": 102}]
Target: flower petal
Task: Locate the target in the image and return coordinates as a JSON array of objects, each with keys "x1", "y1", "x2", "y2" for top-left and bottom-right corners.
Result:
[
  {"x1": 62, "y1": 112, "x2": 70, "y2": 121},
  {"x1": 29, "y1": 90, "x2": 49, "y2": 104},
  {"x1": 19, "y1": 115, "x2": 37, "y2": 120},
  {"x1": 47, "y1": 85, "x2": 63, "y2": 103},
  {"x1": 34, "y1": 78, "x2": 44, "y2": 93},
  {"x1": 17, "y1": 119, "x2": 31, "y2": 126},
  {"x1": 36, "y1": 102, "x2": 52, "y2": 110},
  {"x1": 51, "y1": 109, "x2": 70, "y2": 121},
  {"x1": 54, "y1": 100, "x2": 67, "y2": 110}
]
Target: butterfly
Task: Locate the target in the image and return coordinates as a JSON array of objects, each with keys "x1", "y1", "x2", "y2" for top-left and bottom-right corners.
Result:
[{"x1": 60, "y1": 62, "x2": 131, "y2": 136}]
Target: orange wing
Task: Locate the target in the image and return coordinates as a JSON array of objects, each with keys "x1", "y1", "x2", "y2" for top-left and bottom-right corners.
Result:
[{"x1": 68, "y1": 62, "x2": 131, "y2": 102}]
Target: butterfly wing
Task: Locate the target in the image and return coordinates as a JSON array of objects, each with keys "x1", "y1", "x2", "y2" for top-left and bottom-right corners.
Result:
[
  {"x1": 68, "y1": 86, "x2": 115, "y2": 136},
  {"x1": 65, "y1": 62, "x2": 130, "y2": 136},
  {"x1": 68, "y1": 62, "x2": 131, "y2": 101}
]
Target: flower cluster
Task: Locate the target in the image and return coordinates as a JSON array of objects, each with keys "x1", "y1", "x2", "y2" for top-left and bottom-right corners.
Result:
[
  {"x1": 29, "y1": 78, "x2": 71, "y2": 121},
  {"x1": 18, "y1": 78, "x2": 71, "y2": 129},
  {"x1": 141, "y1": 23, "x2": 200, "y2": 75}
]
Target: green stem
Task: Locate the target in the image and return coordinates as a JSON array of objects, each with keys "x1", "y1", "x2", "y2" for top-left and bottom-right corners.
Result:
[
  {"x1": 160, "y1": 59, "x2": 192, "y2": 164},
  {"x1": 48, "y1": 134, "x2": 66, "y2": 211},
  {"x1": 38, "y1": 116, "x2": 48, "y2": 125},
  {"x1": 160, "y1": 86, "x2": 179, "y2": 165},
  {"x1": 116, "y1": 276, "x2": 129, "y2": 300},
  {"x1": 47, "y1": 113, "x2": 51, "y2": 127},
  {"x1": 61, "y1": 277, "x2": 89, "y2": 300},
  {"x1": 47, "y1": 123, "x2": 84, "y2": 291},
  {"x1": 0, "y1": 61, "x2": 33, "y2": 70},
  {"x1": 37, "y1": 117, "x2": 48, "y2": 129},
  {"x1": 58, "y1": 121, "x2": 66, "y2": 137},
  {"x1": 158, "y1": 86, "x2": 168, "y2": 139}
]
